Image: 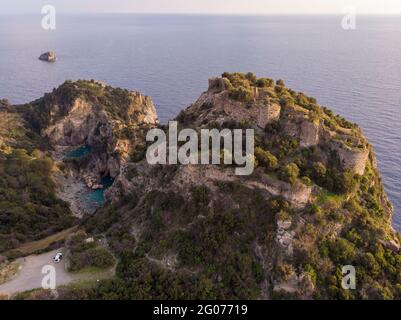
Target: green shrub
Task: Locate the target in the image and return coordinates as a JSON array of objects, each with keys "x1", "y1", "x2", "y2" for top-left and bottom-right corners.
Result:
[
  {"x1": 276, "y1": 136, "x2": 300, "y2": 158},
  {"x1": 229, "y1": 86, "x2": 254, "y2": 102},
  {"x1": 310, "y1": 203, "x2": 322, "y2": 215},
  {"x1": 335, "y1": 170, "x2": 360, "y2": 194},
  {"x1": 277, "y1": 264, "x2": 294, "y2": 282},
  {"x1": 301, "y1": 176, "x2": 313, "y2": 186},
  {"x1": 255, "y1": 147, "x2": 278, "y2": 170},
  {"x1": 256, "y1": 78, "x2": 274, "y2": 88},
  {"x1": 279, "y1": 163, "x2": 300, "y2": 185},
  {"x1": 245, "y1": 72, "x2": 257, "y2": 84},
  {"x1": 67, "y1": 232, "x2": 115, "y2": 272},
  {"x1": 312, "y1": 161, "x2": 327, "y2": 182},
  {"x1": 279, "y1": 96, "x2": 295, "y2": 108},
  {"x1": 69, "y1": 247, "x2": 115, "y2": 272},
  {"x1": 327, "y1": 238, "x2": 356, "y2": 264},
  {"x1": 222, "y1": 72, "x2": 249, "y2": 88},
  {"x1": 360, "y1": 253, "x2": 381, "y2": 277}
]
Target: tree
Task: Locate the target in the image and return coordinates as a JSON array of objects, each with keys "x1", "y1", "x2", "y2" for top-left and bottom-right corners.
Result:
[{"x1": 335, "y1": 169, "x2": 360, "y2": 194}]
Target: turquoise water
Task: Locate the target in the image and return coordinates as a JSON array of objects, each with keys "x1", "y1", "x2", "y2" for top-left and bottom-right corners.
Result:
[
  {"x1": 64, "y1": 146, "x2": 112, "y2": 210},
  {"x1": 84, "y1": 176, "x2": 114, "y2": 209},
  {"x1": 65, "y1": 145, "x2": 92, "y2": 158}
]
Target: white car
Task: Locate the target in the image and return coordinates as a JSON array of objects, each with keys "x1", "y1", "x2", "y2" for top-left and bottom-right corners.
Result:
[{"x1": 53, "y1": 252, "x2": 63, "y2": 263}]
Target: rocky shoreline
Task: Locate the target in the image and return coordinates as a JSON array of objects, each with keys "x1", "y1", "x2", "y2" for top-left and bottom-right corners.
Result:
[{"x1": 55, "y1": 168, "x2": 88, "y2": 218}]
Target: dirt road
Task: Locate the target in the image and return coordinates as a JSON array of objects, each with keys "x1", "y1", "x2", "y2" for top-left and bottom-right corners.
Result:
[{"x1": 0, "y1": 249, "x2": 84, "y2": 297}]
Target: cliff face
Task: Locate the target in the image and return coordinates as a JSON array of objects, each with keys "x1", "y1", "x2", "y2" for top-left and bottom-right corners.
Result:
[
  {"x1": 83, "y1": 74, "x2": 399, "y2": 300},
  {"x1": 4, "y1": 74, "x2": 401, "y2": 300},
  {"x1": 22, "y1": 80, "x2": 158, "y2": 189}
]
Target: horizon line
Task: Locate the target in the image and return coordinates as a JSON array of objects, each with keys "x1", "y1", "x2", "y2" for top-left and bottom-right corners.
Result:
[{"x1": 1, "y1": 12, "x2": 401, "y2": 16}]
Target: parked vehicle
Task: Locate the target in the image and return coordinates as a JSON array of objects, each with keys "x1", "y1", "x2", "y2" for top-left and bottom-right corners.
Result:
[{"x1": 53, "y1": 252, "x2": 63, "y2": 263}]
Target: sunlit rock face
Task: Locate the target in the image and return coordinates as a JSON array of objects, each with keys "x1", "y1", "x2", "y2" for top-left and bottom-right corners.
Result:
[{"x1": 30, "y1": 80, "x2": 158, "y2": 186}]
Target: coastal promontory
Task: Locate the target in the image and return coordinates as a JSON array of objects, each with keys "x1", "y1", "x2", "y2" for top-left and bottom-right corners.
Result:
[{"x1": 0, "y1": 73, "x2": 400, "y2": 300}]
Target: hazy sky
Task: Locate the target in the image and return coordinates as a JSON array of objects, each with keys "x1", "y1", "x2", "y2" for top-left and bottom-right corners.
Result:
[{"x1": 1, "y1": 0, "x2": 401, "y2": 15}]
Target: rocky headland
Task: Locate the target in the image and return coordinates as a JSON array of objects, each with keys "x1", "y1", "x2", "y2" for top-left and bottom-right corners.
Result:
[{"x1": 1, "y1": 73, "x2": 400, "y2": 300}]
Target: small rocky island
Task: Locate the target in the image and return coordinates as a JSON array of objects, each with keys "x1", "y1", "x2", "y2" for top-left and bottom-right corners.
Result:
[
  {"x1": 1, "y1": 74, "x2": 400, "y2": 300},
  {"x1": 38, "y1": 51, "x2": 57, "y2": 62}
]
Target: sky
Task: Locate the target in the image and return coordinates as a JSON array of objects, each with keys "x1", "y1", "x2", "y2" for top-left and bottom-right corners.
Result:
[{"x1": 1, "y1": 0, "x2": 401, "y2": 15}]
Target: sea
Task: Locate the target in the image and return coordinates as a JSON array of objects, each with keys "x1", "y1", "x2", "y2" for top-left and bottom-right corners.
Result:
[{"x1": 0, "y1": 14, "x2": 400, "y2": 229}]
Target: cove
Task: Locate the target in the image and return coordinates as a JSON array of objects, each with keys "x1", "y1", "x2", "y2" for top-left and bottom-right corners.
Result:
[
  {"x1": 83, "y1": 176, "x2": 114, "y2": 212},
  {"x1": 65, "y1": 145, "x2": 92, "y2": 158}
]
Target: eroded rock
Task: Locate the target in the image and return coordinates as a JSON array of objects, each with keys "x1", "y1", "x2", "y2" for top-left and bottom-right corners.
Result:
[{"x1": 39, "y1": 51, "x2": 56, "y2": 62}]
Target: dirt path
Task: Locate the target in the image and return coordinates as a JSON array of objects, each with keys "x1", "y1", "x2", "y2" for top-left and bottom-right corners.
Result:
[
  {"x1": 6, "y1": 227, "x2": 78, "y2": 257},
  {"x1": 0, "y1": 249, "x2": 92, "y2": 297}
]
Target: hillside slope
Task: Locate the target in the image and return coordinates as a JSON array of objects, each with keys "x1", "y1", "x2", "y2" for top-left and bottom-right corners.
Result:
[
  {"x1": 85, "y1": 73, "x2": 400, "y2": 300},
  {"x1": 1, "y1": 74, "x2": 400, "y2": 299},
  {"x1": 0, "y1": 101, "x2": 75, "y2": 255}
]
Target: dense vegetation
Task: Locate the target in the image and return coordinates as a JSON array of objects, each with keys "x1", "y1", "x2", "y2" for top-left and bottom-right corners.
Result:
[
  {"x1": 66, "y1": 232, "x2": 115, "y2": 272},
  {"x1": 2, "y1": 75, "x2": 400, "y2": 300},
  {"x1": 54, "y1": 183, "x2": 286, "y2": 299},
  {"x1": 20, "y1": 80, "x2": 147, "y2": 133},
  {"x1": 37, "y1": 155, "x2": 401, "y2": 300},
  {"x1": 0, "y1": 149, "x2": 75, "y2": 253},
  {"x1": 65, "y1": 74, "x2": 399, "y2": 300}
]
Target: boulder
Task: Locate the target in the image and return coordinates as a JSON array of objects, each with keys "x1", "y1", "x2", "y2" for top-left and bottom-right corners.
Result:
[{"x1": 39, "y1": 51, "x2": 57, "y2": 62}]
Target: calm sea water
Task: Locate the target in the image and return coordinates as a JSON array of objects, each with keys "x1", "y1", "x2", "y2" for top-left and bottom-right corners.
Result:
[
  {"x1": 83, "y1": 176, "x2": 114, "y2": 210},
  {"x1": 65, "y1": 145, "x2": 92, "y2": 158},
  {"x1": 0, "y1": 14, "x2": 400, "y2": 229}
]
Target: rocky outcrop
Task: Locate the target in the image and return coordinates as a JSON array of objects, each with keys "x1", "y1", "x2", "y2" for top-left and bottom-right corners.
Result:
[
  {"x1": 43, "y1": 98, "x2": 98, "y2": 146},
  {"x1": 276, "y1": 219, "x2": 295, "y2": 256},
  {"x1": 179, "y1": 78, "x2": 281, "y2": 129},
  {"x1": 332, "y1": 142, "x2": 369, "y2": 175},
  {"x1": 37, "y1": 81, "x2": 158, "y2": 187},
  {"x1": 246, "y1": 177, "x2": 312, "y2": 209},
  {"x1": 39, "y1": 51, "x2": 56, "y2": 62},
  {"x1": 273, "y1": 271, "x2": 315, "y2": 299},
  {"x1": 281, "y1": 112, "x2": 320, "y2": 148},
  {"x1": 181, "y1": 77, "x2": 369, "y2": 177},
  {"x1": 380, "y1": 239, "x2": 400, "y2": 253}
]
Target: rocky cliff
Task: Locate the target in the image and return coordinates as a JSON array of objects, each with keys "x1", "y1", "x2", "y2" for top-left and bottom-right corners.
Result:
[
  {"x1": 83, "y1": 73, "x2": 400, "y2": 300},
  {"x1": 3, "y1": 74, "x2": 401, "y2": 300},
  {"x1": 21, "y1": 80, "x2": 158, "y2": 193}
]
